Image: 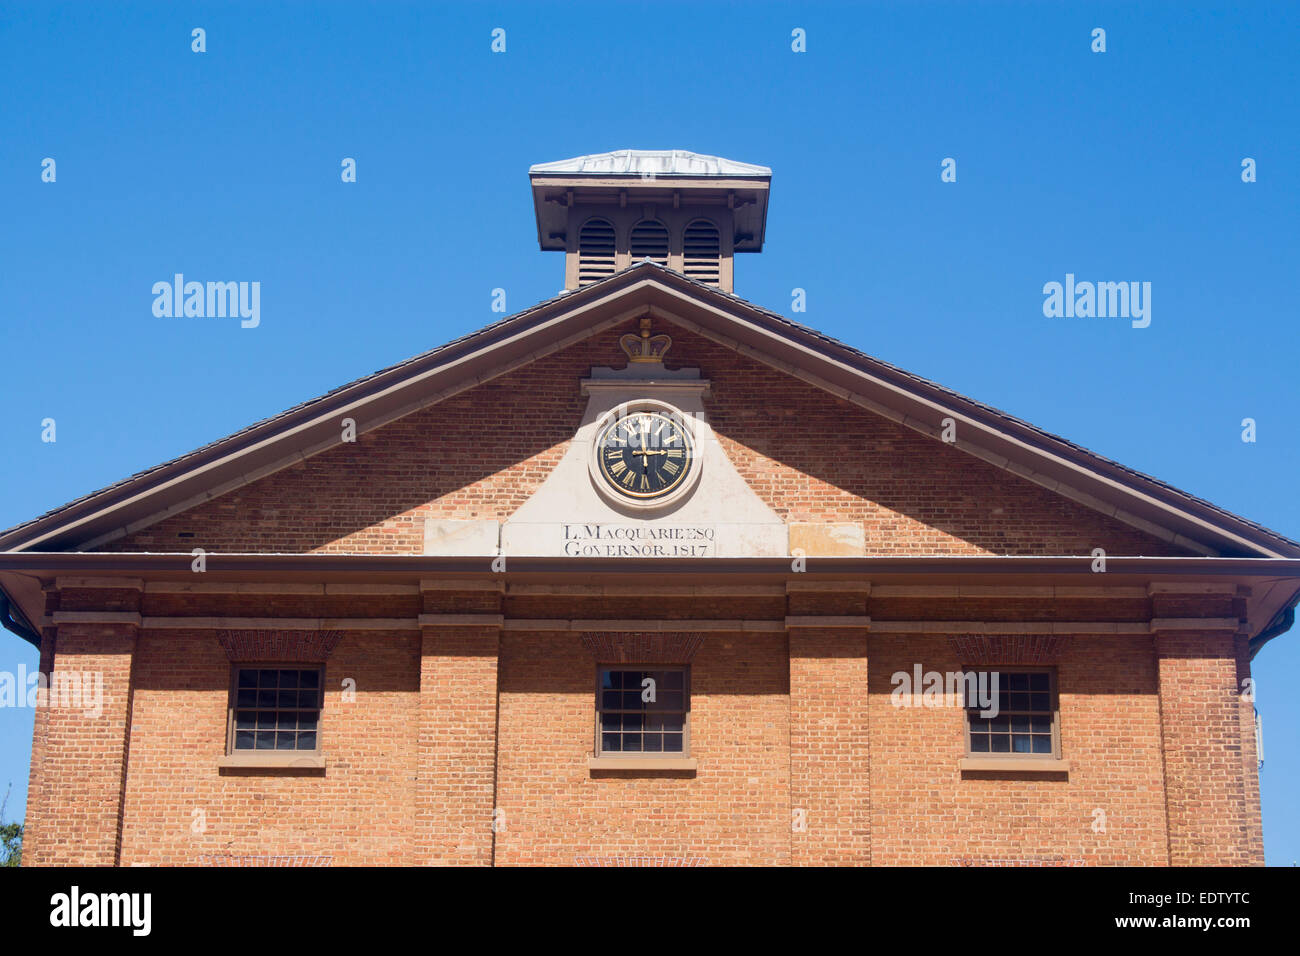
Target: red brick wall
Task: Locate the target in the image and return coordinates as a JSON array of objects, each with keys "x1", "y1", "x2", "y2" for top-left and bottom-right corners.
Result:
[
  {"x1": 99, "y1": 319, "x2": 1188, "y2": 558},
  {"x1": 28, "y1": 623, "x2": 136, "y2": 866},
  {"x1": 1156, "y1": 630, "x2": 1261, "y2": 865},
  {"x1": 23, "y1": 604, "x2": 1265, "y2": 866},
  {"x1": 492, "y1": 630, "x2": 790, "y2": 866},
  {"x1": 869, "y1": 632, "x2": 1169, "y2": 866},
  {"x1": 416, "y1": 627, "x2": 499, "y2": 865},
  {"x1": 790, "y1": 629, "x2": 871, "y2": 865},
  {"x1": 22, "y1": 319, "x2": 1263, "y2": 867},
  {"x1": 117, "y1": 629, "x2": 419, "y2": 866}
]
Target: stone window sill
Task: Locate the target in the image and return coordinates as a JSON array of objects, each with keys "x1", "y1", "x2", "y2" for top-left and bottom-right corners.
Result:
[
  {"x1": 959, "y1": 756, "x2": 1070, "y2": 775},
  {"x1": 588, "y1": 756, "x2": 697, "y2": 772},
  {"x1": 219, "y1": 752, "x2": 326, "y2": 771}
]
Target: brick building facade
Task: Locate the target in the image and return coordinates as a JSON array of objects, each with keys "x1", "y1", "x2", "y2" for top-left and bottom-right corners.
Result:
[{"x1": 2, "y1": 151, "x2": 1296, "y2": 866}]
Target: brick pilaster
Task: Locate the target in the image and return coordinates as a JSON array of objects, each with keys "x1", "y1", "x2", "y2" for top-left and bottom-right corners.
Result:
[
  {"x1": 29, "y1": 621, "x2": 138, "y2": 865},
  {"x1": 1154, "y1": 627, "x2": 1260, "y2": 865},
  {"x1": 787, "y1": 581, "x2": 871, "y2": 866},
  {"x1": 415, "y1": 581, "x2": 502, "y2": 865}
]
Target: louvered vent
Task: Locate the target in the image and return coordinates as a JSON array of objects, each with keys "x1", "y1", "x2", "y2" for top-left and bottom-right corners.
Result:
[
  {"x1": 629, "y1": 219, "x2": 670, "y2": 267},
  {"x1": 682, "y1": 219, "x2": 721, "y2": 286},
  {"x1": 577, "y1": 218, "x2": 617, "y2": 286}
]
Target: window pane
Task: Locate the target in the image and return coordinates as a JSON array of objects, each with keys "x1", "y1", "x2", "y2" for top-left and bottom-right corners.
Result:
[
  {"x1": 231, "y1": 667, "x2": 322, "y2": 755},
  {"x1": 596, "y1": 668, "x2": 687, "y2": 757},
  {"x1": 966, "y1": 671, "x2": 1057, "y2": 759}
]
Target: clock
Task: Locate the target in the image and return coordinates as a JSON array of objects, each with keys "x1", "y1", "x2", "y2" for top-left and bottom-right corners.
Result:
[{"x1": 594, "y1": 409, "x2": 696, "y2": 502}]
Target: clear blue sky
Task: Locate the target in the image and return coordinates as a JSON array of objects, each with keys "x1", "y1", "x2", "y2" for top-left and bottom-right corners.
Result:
[{"x1": 1, "y1": 1, "x2": 1296, "y2": 862}]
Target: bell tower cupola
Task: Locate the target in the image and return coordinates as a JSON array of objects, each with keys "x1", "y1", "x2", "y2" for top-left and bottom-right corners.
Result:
[{"x1": 529, "y1": 149, "x2": 771, "y2": 294}]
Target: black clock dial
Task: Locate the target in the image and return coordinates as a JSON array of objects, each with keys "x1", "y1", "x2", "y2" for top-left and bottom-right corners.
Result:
[{"x1": 596, "y1": 411, "x2": 695, "y2": 500}]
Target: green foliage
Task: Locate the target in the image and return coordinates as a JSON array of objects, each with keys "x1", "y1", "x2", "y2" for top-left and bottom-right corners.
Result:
[{"x1": 0, "y1": 786, "x2": 21, "y2": 867}]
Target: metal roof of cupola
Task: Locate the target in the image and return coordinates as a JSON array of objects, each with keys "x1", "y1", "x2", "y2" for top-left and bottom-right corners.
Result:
[{"x1": 529, "y1": 149, "x2": 772, "y2": 294}]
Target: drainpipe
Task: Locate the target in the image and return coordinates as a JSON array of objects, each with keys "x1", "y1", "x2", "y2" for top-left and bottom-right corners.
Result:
[
  {"x1": 0, "y1": 586, "x2": 40, "y2": 649},
  {"x1": 1249, "y1": 590, "x2": 1300, "y2": 662}
]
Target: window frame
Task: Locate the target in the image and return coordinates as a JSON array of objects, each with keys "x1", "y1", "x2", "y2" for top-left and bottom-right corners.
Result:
[
  {"x1": 226, "y1": 663, "x2": 325, "y2": 756},
  {"x1": 962, "y1": 665, "x2": 1060, "y2": 760},
  {"x1": 593, "y1": 663, "x2": 691, "y2": 759}
]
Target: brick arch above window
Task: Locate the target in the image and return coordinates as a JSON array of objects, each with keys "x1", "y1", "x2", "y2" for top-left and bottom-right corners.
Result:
[
  {"x1": 947, "y1": 634, "x2": 1068, "y2": 665},
  {"x1": 580, "y1": 631, "x2": 704, "y2": 663},
  {"x1": 217, "y1": 629, "x2": 343, "y2": 662}
]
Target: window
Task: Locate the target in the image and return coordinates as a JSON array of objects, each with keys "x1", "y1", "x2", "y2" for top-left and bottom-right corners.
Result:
[
  {"x1": 596, "y1": 666, "x2": 689, "y2": 756},
  {"x1": 228, "y1": 666, "x2": 322, "y2": 753},
  {"x1": 629, "y1": 219, "x2": 669, "y2": 267},
  {"x1": 965, "y1": 669, "x2": 1058, "y2": 757},
  {"x1": 577, "y1": 217, "x2": 616, "y2": 286},
  {"x1": 682, "y1": 218, "x2": 721, "y2": 286}
]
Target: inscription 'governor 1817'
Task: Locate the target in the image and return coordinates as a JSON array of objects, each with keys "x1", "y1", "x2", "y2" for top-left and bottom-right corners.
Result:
[{"x1": 595, "y1": 410, "x2": 695, "y2": 500}]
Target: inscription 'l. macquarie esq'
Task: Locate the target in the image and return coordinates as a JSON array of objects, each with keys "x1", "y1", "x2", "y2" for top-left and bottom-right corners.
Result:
[{"x1": 563, "y1": 524, "x2": 715, "y2": 557}]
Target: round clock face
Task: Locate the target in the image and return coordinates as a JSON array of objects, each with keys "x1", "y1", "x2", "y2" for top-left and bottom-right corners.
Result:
[{"x1": 595, "y1": 411, "x2": 695, "y2": 501}]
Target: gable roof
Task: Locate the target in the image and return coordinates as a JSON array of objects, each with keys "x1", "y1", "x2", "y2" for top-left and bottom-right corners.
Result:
[{"x1": 2, "y1": 260, "x2": 1297, "y2": 560}]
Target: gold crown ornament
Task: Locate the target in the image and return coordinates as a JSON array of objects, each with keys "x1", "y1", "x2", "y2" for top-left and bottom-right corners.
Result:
[{"x1": 620, "y1": 318, "x2": 672, "y2": 363}]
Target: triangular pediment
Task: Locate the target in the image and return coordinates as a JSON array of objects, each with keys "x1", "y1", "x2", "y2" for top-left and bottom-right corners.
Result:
[{"x1": 2, "y1": 262, "x2": 1295, "y2": 560}]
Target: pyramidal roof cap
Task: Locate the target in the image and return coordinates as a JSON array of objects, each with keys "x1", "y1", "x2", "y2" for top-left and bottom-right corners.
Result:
[{"x1": 529, "y1": 149, "x2": 771, "y2": 178}]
